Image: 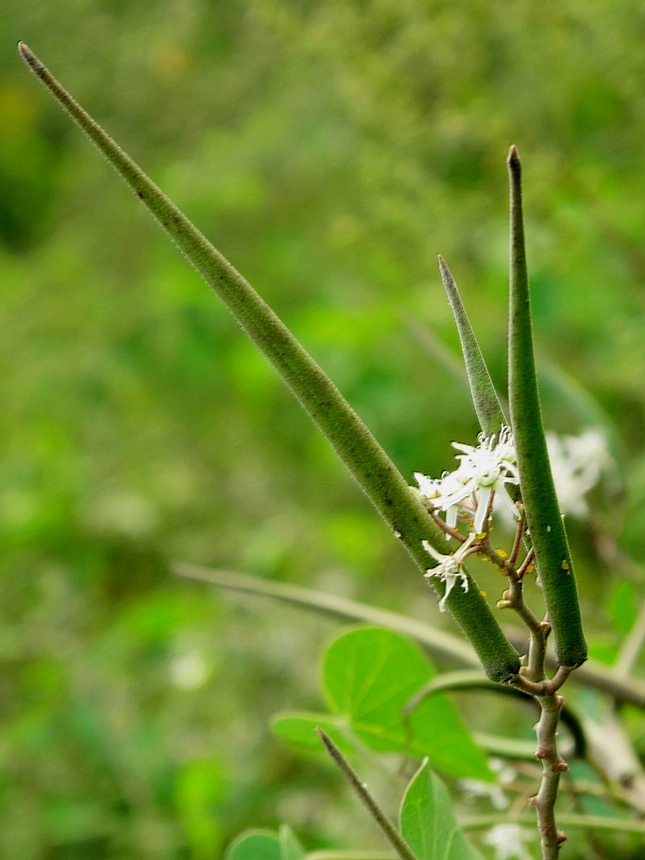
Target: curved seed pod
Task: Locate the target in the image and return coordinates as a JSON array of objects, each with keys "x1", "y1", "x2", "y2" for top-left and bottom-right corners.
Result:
[
  {"x1": 19, "y1": 44, "x2": 520, "y2": 683},
  {"x1": 507, "y1": 146, "x2": 587, "y2": 669}
]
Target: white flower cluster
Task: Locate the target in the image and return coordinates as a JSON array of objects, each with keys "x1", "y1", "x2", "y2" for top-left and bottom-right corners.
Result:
[
  {"x1": 415, "y1": 427, "x2": 520, "y2": 611},
  {"x1": 414, "y1": 426, "x2": 610, "y2": 611},
  {"x1": 482, "y1": 823, "x2": 535, "y2": 860},
  {"x1": 546, "y1": 428, "x2": 610, "y2": 520},
  {"x1": 421, "y1": 533, "x2": 477, "y2": 612},
  {"x1": 415, "y1": 426, "x2": 520, "y2": 538}
]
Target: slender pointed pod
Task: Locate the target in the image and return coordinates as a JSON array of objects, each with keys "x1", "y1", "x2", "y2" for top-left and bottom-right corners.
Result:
[
  {"x1": 19, "y1": 43, "x2": 520, "y2": 682},
  {"x1": 438, "y1": 255, "x2": 508, "y2": 438},
  {"x1": 438, "y1": 257, "x2": 525, "y2": 514},
  {"x1": 507, "y1": 146, "x2": 587, "y2": 669}
]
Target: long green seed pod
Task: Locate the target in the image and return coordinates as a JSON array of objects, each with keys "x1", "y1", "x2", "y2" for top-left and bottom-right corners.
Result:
[
  {"x1": 19, "y1": 43, "x2": 520, "y2": 682},
  {"x1": 507, "y1": 146, "x2": 587, "y2": 669}
]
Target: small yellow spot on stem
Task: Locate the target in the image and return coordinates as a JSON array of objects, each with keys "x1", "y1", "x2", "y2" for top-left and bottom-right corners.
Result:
[{"x1": 561, "y1": 560, "x2": 570, "y2": 571}]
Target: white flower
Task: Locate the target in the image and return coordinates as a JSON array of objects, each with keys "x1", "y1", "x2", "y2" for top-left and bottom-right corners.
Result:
[
  {"x1": 453, "y1": 426, "x2": 519, "y2": 482},
  {"x1": 414, "y1": 472, "x2": 445, "y2": 503},
  {"x1": 169, "y1": 649, "x2": 211, "y2": 690},
  {"x1": 415, "y1": 467, "x2": 472, "y2": 532},
  {"x1": 416, "y1": 427, "x2": 520, "y2": 535},
  {"x1": 460, "y1": 760, "x2": 519, "y2": 812},
  {"x1": 482, "y1": 823, "x2": 535, "y2": 860},
  {"x1": 547, "y1": 428, "x2": 611, "y2": 519},
  {"x1": 422, "y1": 533, "x2": 477, "y2": 611},
  {"x1": 460, "y1": 777, "x2": 508, "y2": 810}
]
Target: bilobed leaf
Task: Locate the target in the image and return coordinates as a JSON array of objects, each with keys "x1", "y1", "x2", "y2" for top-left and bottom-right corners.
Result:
[
  {"x1": 323, "y1": 627, "x2": 493, "y2": 781},
  {"x1": 400, "y1": 761, "x2": 483, "y2": 860},
  {"x1": 226, "y1": 830, "x2": 281, "y2": 860},
  {"x1": 506, "y1": 146, "x2": 586, "y2": 668},
  {"x1": 279, "y1": 824, "x2": 307, "y2": 860}
]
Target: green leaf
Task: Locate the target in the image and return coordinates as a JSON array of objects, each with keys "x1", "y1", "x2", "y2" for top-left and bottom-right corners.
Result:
[
  {"x1": 507, "y1": 146, "x2": 586, "y2": 669},
  {"x1": 226, "y1": 830, "x2": 281, "y2": 860},
  {"x1": 323, "y1": 627, "x2": 493, "y2": 781},
  {"x1": 271, "y1": 712, "x2": 353, "y2": 753},
  {"x1": 438, "y1": 256, "x2": 508, "y2": 438},
  {"x1": 400, "y1": 761, "x2": 483, "y2": 860},
  {"x1": 279, "y1": 824, "x2": 307, "y2": 860}
]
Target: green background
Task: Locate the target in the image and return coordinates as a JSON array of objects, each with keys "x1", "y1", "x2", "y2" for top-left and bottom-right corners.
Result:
[{"x1": 1, "y1": 1, "x2": 644, "y2": 857}]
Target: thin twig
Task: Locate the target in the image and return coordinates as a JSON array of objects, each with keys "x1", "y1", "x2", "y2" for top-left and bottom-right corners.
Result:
[
  {"x1": 174, "y1": 562, "x2": 477, "y2": 666},
  {"x1": 479, "y1": 532, "x2": 544, "y2": 680},
  {"x1": 402, "y1": 670, "x2": 586, "y2": 759},
  {"x1": 174, "y1": 562, "x2": 645, "y2": 707},
  {"x1": 513, "y1": 666, "x2": 571, "y2": 698},
  {"x1": 428, "y1": 507, "x2": 467, "y2": 543},
  {"x1": 461, "y1": 813, "x2": 644, "y2": 835},
  {"x1": 484, "y1": 528, "x2": 546, "y2": 685},
  {"x1": 613, "y1": 598, "x2": 645, "y2": 678},
  {"x1": 517, "y1": 546, "x2": 535, "y2": 578},
  {"x1": 527, "y1": 694, "x2": 570, "y2": 858},
  {"x1": 509, "y1": 517, "x2": 525, "y2": 566},
  {"x1": 316, "y1": 729, "x2": 418, "y2": 860}
]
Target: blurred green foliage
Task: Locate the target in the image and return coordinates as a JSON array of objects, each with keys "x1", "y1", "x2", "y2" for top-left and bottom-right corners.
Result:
[{"x1": 1, "y1": 1, "x2": 644, "y2": 857}]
